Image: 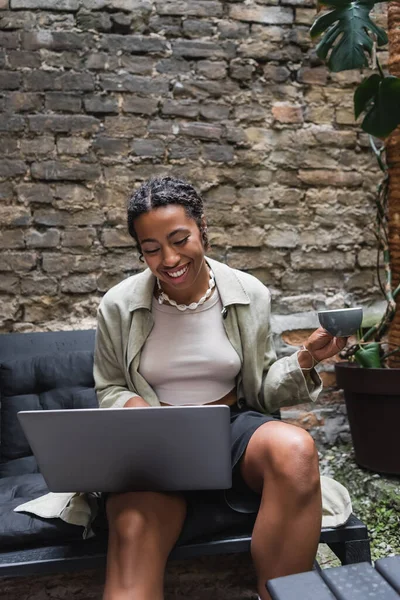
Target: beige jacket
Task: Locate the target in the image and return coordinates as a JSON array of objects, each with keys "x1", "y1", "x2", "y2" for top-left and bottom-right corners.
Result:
[
  {"x1": 94, "y1": 257, "x2": 322, "y2": 412},
  {"x1": 15, "y1": 259, "x2": 353, "y2": 531}
]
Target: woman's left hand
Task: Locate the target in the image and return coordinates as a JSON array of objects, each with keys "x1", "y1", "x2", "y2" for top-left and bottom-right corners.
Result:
[{"x1": 298, "y1": 327, "x2": 347, "y2": 369}]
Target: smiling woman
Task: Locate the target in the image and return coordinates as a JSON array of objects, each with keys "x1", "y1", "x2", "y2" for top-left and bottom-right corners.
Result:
[{"x1": 94, "y1": 176, "x2": 349, "y2": 600}]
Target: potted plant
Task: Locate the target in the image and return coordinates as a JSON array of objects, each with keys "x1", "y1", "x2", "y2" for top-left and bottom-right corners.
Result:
[{"x1": 309, "y1": 0, "x2": 400, "y2": 473}]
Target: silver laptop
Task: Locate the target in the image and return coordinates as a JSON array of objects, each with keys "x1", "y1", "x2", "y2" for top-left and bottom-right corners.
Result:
[{"x1": 17, "y1": 406, "x2": 232, "y2": 493}]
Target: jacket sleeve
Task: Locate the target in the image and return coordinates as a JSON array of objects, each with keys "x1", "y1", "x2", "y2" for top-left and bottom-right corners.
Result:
[
  {"x1": 93, "y1": 306, "x2": 139, "y2": 409},
  {"x1": 259, "y1": 292, "x2": 323, "y2": 413}
]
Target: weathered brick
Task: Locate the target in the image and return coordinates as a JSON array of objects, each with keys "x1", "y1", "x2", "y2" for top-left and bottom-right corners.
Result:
[
  {"x1": 0, "y1": 70, "x2": 21, "y2": 90},
  {"x1": 217, "y1": 20, "x2": 250, "y2": 39},
  {"x1": 200, "y1": 103, "x2": 230, "y2": 121},
  {"x1": 85, "y1": 52, "x2": 119, "y2": 71},
  {"x1": 20, "y1": 136, "x2": 55, "y2": 157},
  {"x1": 0, "y1": 136, "x2": 18, "y2": 156},
  {"x1": 196, "y1": 60, "x2": 227, "y2": 80},
  {"x1": 0, "y1": 205, "x2": 30, "y2": 226},
  {"x1": 123, "y1": 96, "x2": 158, "y2": 115},
  {"x1": 39, "y1": 50, "x2": 83, "y2": 71},
  {"x1": 0, "y1": 182, "x2": 14, "y2": 201},
  {"x1": 298, "y1": 170, "x2": 363, "y2": 187},
  {"x1": 45, "y1": 93, "x2": 82, "y2": 113},
  {"x1": 98, "y1": 34, "x2": 168, "y2": 55},
  {"x1": 0, "y1": 229, "x2": 24, "y2": 249},
  {"x1": 26, "y1": 229, "x2": 60, "y2": 248},
  {"x1": 22, "y1": 31, "x2": 86, "y2": 51},
  {"x1": 131, "y1": 138, "x2": 165, "y2": 158},
  {"x1": 0, "y1": 32, "x2": 19, "y2": 49},
  {"x1": 179, "y1": 122, "x2": 223, "y2": 140},
  {"x1": 31, "y1": 161, "x2": 101, "y2": 182},
  {"x1": 229, "y1": 58, "x2": 256, "y2": 80},
  {"x1": 0, "y1": 251, "x2": 36, "y2": 272},
  {"x1": 6, "y1": 50, "x2": 41, "y2": 68},
  {"x1": 168, "y1": 140, "x2": 200, "y2": 160},
  {"x1": 156, "y1": 1, "x2": 223, "y2": 17},
  {"x1": 148, "y1": 15, "x2": 182, "y2": 37},
  {"x1": 0, "y1": 274, "x2": 19, "y2": 294},
  {"x1": 291, "y1": 250, "x2": 355, "y2": 270},
  {"x1": 0, "y1": 114, "x2": 25, "y2": 131},
  {"x1": 0, "y1": 160, "x2": 27, "y2": 177},
  {"x1": 358, "y1": 248, "x2": 376, "y2": 268},
  {"x1": 11, "y1": 0, "x2": 78, "y2": 7},
  {"x1": 102, "y1": 229, "x2": 135, "y2": 248},
  {"x1": 230, "y1": 4, "x2": 293, "y2": 24},
  {"x1": 6, "y1": 92, "x2": 43, "y2": 112},
  {"x1": 156, "y1": 58, "x2": 191, "y2": 75},
  {"x1": 203, "y1": 144, "x2": 234, "y2": 163},
  {"x1": 20, "y1": 274, "x2": 57, "y2": 296},
  {"x1": 62, "y1": 227, "x2": 96, "y2": 248},
  {"x1": 297, "y1": 66, "x2": 328, "y2": 85},
  {"x1": 55, "y1": 72, "x2": 95, "y2": 92},
  {"x1": 272, "y1": 102, "x2": 304, "y2": 124},
  {"x1": 34, "y1": 208, "x2": 104, "y2": 227},
  {"x1": 162, "y1": 100, "x2": 199, "y2": 118},
  {"x1": 119, "y1": 55, "x2": 154, "y2": 74},
  {"x1": 53, "y1": 184, "x2": 92, "y2": 207},
  {"x1": 183, "y1": 19, "x2": 215, "y2": 38},
  {"x1": 84, "y1": 95, "x2": 118, "y2": 114},
  {"x1": 82, "y1": 0, "x2": 152, "y2": 10},
  {"x1": 61, "y1": 274, "x2": 98, "y2": 293},
  {"x1": 29, "y1": 115, "x2": 99, "y2": 134},
  {"x1": 263, "y1": 64, "x2": 290, "y2": 82},
  {"x1": 57, "y1": 137, "x2": 92, "y2": 156},
  {"x1": 93, "y1": 136, "x2": 131, "y2": 156},
  {"x1": 24, "y1": 70, "x2": 57, "y2": 91},
  {"x1": 100, "y1": 74, "x2": 168, "y2": 95},
  {"x1": 17, "y1": 183, "x2": 53, "y2": 204},
  {"x1": 97, "y1": 271, "x2": 125, "y2": 293},
  {"x1": 104, "y1": 116, "x2": 147, "y2": 137},
  {"x1": 42, "y1": 253, "x2": 101, "y2": 274},
  {"x1": 172, "y1": 40, "x2": 236, "y2": 60},
  {"x1": 77, "y1": 10, "x2": 112, "y2": 32}
]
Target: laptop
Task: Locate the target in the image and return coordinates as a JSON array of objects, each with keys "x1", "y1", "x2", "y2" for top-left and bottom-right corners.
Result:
[{"x1": 17, "y1": 406, "x2": 232, "y2": 493}]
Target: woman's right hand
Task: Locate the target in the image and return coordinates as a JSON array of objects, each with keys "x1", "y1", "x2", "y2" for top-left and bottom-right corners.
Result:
[{"x1": 123, "y1": 396, "x2": 149, "y2": 408}]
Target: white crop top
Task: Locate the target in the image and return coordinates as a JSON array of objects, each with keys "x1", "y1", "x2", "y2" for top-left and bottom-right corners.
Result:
[{"x1": 139, "y1": 289, "x2": 241, "y2": 405}]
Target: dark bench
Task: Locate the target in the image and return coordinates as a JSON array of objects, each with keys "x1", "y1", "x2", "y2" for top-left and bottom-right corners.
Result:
[
  {"x1": 266, "y1": 555, "x2": 400, "y2": 599},
  {"x1": 0, "y1": 330, "x2": 371, "y2": 579}
]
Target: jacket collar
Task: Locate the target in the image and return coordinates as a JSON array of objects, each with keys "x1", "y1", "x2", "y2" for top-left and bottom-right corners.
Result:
[{"x1": 127, "y1": 257, "x2": 250, "y2": 312}]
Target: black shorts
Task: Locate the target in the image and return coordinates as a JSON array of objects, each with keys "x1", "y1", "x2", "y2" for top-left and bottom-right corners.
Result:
[{"x1": 224, "y1": 402, "x2": 278, "y2": 513}]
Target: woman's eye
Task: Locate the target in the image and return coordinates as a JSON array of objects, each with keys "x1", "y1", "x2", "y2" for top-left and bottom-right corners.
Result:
[
  {"x1": 175, "y1": 236, "x2": 189, "y2": 246},
  {"x1": 143, "y1": 248, "x2": 159, "y2": 255}
]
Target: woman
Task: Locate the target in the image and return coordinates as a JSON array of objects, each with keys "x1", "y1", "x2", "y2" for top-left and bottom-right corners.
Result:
[{"x1": 94, "y1": 176, "x2": 346, "y2": 600}]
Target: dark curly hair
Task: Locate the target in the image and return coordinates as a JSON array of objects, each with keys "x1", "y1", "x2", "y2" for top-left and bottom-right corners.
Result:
[{"x1": 127, "y1": 176, "x2": 209, "y2": 261}]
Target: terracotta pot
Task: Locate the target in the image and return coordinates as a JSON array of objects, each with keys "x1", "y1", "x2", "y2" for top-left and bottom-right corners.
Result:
[{"x1": 335, "y1": 363, "x2": 400, "y2": 475}]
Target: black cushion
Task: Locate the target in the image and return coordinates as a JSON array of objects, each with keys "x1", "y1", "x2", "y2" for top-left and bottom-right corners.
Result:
[
  {"x1": 0, "y1": 473, "x2": 85, "y2": 550},
  {"x1": 0, "y1": 351, "x2": 97, "y2": 462}
]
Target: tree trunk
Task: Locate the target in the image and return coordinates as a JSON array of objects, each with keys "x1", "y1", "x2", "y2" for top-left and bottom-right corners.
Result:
[{"x1": 387, "y1": 2, "x2": 400, "y2": 367}]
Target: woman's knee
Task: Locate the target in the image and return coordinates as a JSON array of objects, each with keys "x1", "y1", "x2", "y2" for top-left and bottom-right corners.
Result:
[
  {"x1": 246, "y1": 423, "x2": 320, "y2": 494},
  {"x1": 107, "y1": 491, "x2": 186, "y2": 546}
]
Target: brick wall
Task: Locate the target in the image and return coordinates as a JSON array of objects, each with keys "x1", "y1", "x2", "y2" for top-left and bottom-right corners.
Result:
[{"x1": 0, "y1": 0, "x2": 387, "y2": 443}]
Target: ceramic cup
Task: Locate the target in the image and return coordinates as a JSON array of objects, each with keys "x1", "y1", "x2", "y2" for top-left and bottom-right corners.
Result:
[{"x1": 317, "y1": 307, "x2": 363, "y2": 337}]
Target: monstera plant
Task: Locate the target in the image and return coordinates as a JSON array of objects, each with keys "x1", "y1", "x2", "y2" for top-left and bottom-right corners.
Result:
[{"x1": 310, "y1": 0, "x2": 400, "y2": 368}]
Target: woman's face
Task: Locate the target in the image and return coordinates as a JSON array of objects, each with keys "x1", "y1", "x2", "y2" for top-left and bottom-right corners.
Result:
[{"x1": 134, "y1": 205, "x2": 207, "y2": 295}]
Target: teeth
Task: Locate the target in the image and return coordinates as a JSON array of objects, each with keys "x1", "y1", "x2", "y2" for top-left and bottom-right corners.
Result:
[{"x1": 166, "y1": 265, "x2": 188, "y2": 278}]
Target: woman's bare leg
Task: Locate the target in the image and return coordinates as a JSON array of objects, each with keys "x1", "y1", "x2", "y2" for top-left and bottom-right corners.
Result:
[
  {"x1": 103, "y1": 491, "x2": 187, "y2": 600},
  {"x1": 240, "y1": 421, "x2": 322, "y2": 600}
]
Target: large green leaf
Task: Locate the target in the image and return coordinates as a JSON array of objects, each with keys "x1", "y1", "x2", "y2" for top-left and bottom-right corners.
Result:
[
  {"x1": 310, "y1": 1, "x2": 388, "y2": 72},
  {"x1": 354, "y1": 75, "x2": 400, "y2": 137},
  {"x1": 354, "y1": 342, "x2": 382, "y2": 368}
]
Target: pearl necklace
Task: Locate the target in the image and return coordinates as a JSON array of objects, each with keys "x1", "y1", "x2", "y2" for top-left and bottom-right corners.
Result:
[{"x1": 157, "y1": 268, "x2": 215, "y2": 311}]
